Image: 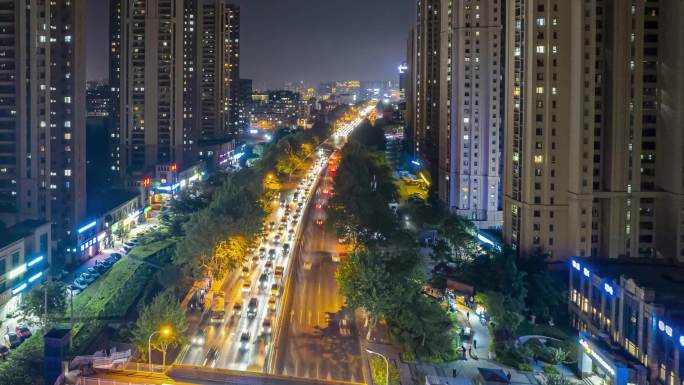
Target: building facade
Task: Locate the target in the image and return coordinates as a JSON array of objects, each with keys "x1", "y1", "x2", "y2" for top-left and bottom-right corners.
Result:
[
  {"x1": 436, "y1": 0, "x2": 503, "y2": 228},
  {"x1": 503, "y1": 0, "x2": 684, "y2": 260},
  {"x1": 0, "y1": 0, "x2": 87, "y2": 260},
  {"x1": 569, "y1": 258, "x2": 684, "y2": 385},
  {"x1": 110, "y1": 0, "x2": 240, "y2": 177},
  {"x1": 408, "y1": 0, "x2": 503, "y2": 228}
]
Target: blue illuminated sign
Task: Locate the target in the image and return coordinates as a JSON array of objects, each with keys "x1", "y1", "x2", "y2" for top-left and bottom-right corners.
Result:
[
  {"x1": 11, "y1": 283, "x2": 27, "y2": 296},
  {"x1": 27, "y1": 255, "x2": 44, "y2": 267},
  {"x1": 583, "y1": 267, "x2": 591, "y2": 278},
  {"x1": 603, "y1": 283, "x2": 614, "y2": 296},
  {"x1": 27, "y1": 272, "x2": 42, "y2": 283},
  {"x1": 77, "y1": 220, "x2": 97, "y2": 234},
  {"x1": 411, "y1": 160, "x2": 421, "y2": 166},
  {"x1": 571, "y1": 260, "x2": 581, "y2": 271}
]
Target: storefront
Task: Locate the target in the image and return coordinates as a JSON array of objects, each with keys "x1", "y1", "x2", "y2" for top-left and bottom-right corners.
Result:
[
  {"x1": 76, "y1": 220, "x2": 102, "y2": 261},
  {"x1": 578, "y1": 333, "x2": 647, "y2": 385}
]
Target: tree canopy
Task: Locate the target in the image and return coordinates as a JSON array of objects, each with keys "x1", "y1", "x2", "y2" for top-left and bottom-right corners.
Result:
[{"x1": 131, "y1": 291, "x2": 188, "y2": 363}]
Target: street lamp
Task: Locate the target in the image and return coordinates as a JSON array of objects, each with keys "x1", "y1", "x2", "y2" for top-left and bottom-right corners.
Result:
[
  {"x1": 365, "y1": 348, "x2": 389, "y2": 385},
  {"x1": 148, "y1": 326, "x2": 172, "y2": 367}
]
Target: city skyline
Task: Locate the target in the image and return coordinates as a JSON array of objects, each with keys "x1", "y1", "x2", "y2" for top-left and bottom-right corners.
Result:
[{"x1": 86, "y1": 0, "x2": 415, "y2": 88}]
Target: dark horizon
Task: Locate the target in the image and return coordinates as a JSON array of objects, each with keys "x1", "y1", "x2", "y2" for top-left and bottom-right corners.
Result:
[{"x1": 86, "y1": 0, "x2": 415, "y2": 89}]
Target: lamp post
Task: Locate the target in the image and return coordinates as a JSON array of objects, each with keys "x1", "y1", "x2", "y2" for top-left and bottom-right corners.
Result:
[
  {"x1": 365, "y1": 348, "x2": 389, "y2": 385},
  {"x1": 148, "y1": 327, "x2": 171, "y2": 367}
]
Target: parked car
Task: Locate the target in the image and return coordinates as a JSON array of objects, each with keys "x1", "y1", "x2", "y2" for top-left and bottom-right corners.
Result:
[
  {"x1": 338, "y1": 319, "x2": 351, "y2": 336},
  {"x1": 86, "y1": 267, "x2": 101, "y2": 278},
  {"x1": 80, "y1": 273, "x2": 96, "y2": 284},
  {"x1": 0, "y1": 345, "x2": 9, "y2": 360},
  {"x1": 72, "y1": 279, "x2": 88, "y2": 290},
  {"x1": 15, "y1": 325, "x2": 31, "y2": 340},
  {"x1": 4, "y1": 333, "x2": 21, "y2": 349},
  {"x1": 109, "y1": 252, "x2": 122, "y2": 260}
]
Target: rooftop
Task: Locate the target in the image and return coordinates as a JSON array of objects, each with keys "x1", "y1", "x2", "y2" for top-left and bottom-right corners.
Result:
[
  {"x1": 578, "y1": 257, "x2": 684, "y2": 324},
  {"x1": 0, "y1": 220, "x2": 50, "y2": 249},
  {"x1": 87, "y1": 189, "x2": 140, "y2": 218}
]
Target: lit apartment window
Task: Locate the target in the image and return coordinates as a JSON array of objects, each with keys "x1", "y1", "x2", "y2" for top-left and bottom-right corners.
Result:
[
  {"x1": 536, "y1": 18, "x2": 545, "y2": 26},
  {"x1": 536, "y1": 87, "x2": 544, "y2": 94},
  {"x1": 536, "y1": 46, "x2": 545, "y2": 53}
]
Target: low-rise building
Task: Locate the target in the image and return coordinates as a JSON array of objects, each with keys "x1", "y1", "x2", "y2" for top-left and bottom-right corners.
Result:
[
  {"x1": 569, "y1": 257, "x2": 684, "y2": 385},
  {"x1": 0, "y1": 220, "x2": 51, "y2": 309}
]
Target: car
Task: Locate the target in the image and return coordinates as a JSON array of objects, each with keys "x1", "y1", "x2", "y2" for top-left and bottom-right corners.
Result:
[
  {"x1": 93, "y1": 262, "x2": 108, "y2": 273},
  {"x1": 259, "y1": 246, "x2": 266, "y2": 256},
  {"x1": 264, "y1": 260, "x2": 273, "y2": 271},
  {"x1": 271, "y1": 283, "x2": 280, "y2": 297},
  {"x1": 261, "y1": 318, "x2": 272, "y2": 335},
  {"x1": 272, "y1": 235, "x2": 281, "y2": 245},
  {"x1": 80, "y1": 273, "x2": 96, "y2": 284},
  {"x1": 191, "y1": 330, "x2": 205, "y2": 346},
  {"x1": 280, "y1": 199, "x2": 286, "y2": 208},
  {"x1": 247, "y1": 298, "x2": 259, "y2": 319},
  {"x1": 72, "y1": 280, "x2": 88, "y2": 290},
  {"x1": 268, "y1": 249, "x2": 276, "y2": 259},
  {"x1": 15, "y1": 325, "x2": 31, "y2": 340},
  {"x1": 0, "y1": 345, "x2": 8, "y2": 360},
  {"x1": 241, "y1": 281, "x2": 251, "y2": 293},
  {"x1": 268, "y1": 295, "x2": 277, "y2": 312},
  {"x1": 316, "y1": 203, "x2": 322, "y2": 209},
  {"x1": 86, "y1": 267, "x2": 101, "y2": 278},
  {"x1": 316, "y1": 218, "x2": 324, "y2": 225},
  {"x1": 232, "y1": 302, "x2": 243, "y2": 316},
  {"x1": 239, "y1": 332, "x2": 251, "y2": 350},
  {"x1": 282, "y1": 243, "x2": 290, "y2": 253},
  {"x1": 110, "y1": 252, "x2": 122, "y2": 260},
  {"x1": 274, "y1": 266, "x2": 284, "y2": 280},
  {"x1": 251, "y1": 255, "x2": 260, "y2": 265},
  {"x1": 258, "y1": 273, "x2": 269, "y2": 287},
  {"x1": 241, "y1": 266, "x2": 250, "y2": 279},
  {"x1": 203, "y1": 347, "x2": 219, "y2": 367},
  {"x1": 269, "y1": 221, "x2": 275, "y2": 230},
  {"x1": 339, "y1": 319, "x2": 351, "y2": 336},
  {"x1": 4, "y1": 333, "x2": 21, "y2": 349}
]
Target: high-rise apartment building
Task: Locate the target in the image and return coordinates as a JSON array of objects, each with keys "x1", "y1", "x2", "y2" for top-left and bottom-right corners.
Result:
[
  {"x1": 409, "y1": 0, "x2": 503, "y2": 228},
  {"x1": 503, "y1": 0, "x2": 684, "y2": 260},
  {"x1": 437, "y1": 0, "x2": 503, "y2": 227},
  {"x1": 413, "y1": 0, "x2": 441, "y2": 181},
  {"x1": 110, "y1": 0, "x2": 240, "y2": 176},
  {"x1": 0, "y1": 0, "x2": 87, "y2": 258}
]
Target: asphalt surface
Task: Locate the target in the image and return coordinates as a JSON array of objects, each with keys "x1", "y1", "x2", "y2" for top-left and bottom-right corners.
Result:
[{"x1": 272, "y1": 166, "x2": 364, "y2": 383}]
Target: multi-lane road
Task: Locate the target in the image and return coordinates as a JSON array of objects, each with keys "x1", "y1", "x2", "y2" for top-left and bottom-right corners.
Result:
[
  {"x1": 176, "y1": 104, "x2": 374, "y2": 377},
  {"x1": 272, "y1": 166, "x2": 364, "y2": 383}
]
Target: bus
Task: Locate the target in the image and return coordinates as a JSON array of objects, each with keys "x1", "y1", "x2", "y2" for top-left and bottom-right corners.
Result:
[{"x1": 210, "y1": 293, "x2": 225, "y2": 324}]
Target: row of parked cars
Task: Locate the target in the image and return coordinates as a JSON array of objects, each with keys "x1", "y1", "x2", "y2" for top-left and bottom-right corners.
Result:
[
  {"x1": 1, "y1": 324, "x2": 32, "y2": 359},
  {"x1": 67, "y1": 252, "x2": 123, "y2": 293}
]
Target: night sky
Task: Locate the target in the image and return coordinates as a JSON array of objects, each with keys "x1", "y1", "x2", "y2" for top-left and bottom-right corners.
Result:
[{"x1": 86, "y1": 0, "x2": 415, "y2": 89}]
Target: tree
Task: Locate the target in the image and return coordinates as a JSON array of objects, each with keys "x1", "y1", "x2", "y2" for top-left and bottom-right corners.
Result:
[
  {"x1": 17, "y1": 281, "x2": 67, "y2": 329},
  {"x1": 206, "y1": 235, "x2": 250, "y2": 282},
  {"x1": 370, "y1": 356, "x2": 400, "y2": 385},
  {"x1": 435, "y1": 214, "x2": 478, "y2": 263},
  {"x1": 544, "y1": 374, "x2": 575, "y2": 385},
  {"x1": 131, "y1": 291, "x2": 188, "y2": 364}
]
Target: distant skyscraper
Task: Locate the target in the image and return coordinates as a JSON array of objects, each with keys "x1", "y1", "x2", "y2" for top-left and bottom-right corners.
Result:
[
  {"x1": 503, "y1": 0, "x2": 684, "y2": 260},
  {"x1": 408, "y1": 0, "x2": 503, "y2": 228},
  {"x1": 110, "y1": 0, "x2": 240, "y2": 176},
  {"x1": 0, "y1": 0, "x2": 87, "y2": 257},
  {"x1": 398, "y1": 62, "x2": 408, "y2": 99}
]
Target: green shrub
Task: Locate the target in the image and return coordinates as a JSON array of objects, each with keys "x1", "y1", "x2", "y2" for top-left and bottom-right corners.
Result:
[
  {"x1": 518, "y1": 363, "x2": 533, "y2": 372},
  {"x1": 0, "y1": 333, "x2": 44, "y2": 385},
  {"x1": 543, "y1": 365, "x2": 560, "y2": 375}
]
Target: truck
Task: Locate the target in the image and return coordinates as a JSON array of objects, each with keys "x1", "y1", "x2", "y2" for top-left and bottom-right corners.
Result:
[{"x1": 210, "y1": 293, "x2": 225, "y2": 323}]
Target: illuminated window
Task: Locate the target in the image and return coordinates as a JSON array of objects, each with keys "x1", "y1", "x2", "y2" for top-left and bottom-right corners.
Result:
[{"x1": 536, "y1": 87, "x2": 544, "y2": 94}]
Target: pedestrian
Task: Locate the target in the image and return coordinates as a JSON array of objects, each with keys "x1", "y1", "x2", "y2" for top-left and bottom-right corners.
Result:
[
  {"x1": 533, "y1": 353, "x2": 538, "y2": 365},
  {"x1": 466, "y1": 311, "x2": 470, "y2": 319},
  {"x1": 473, "y1": 339, "x2": 477, "y2": 349},
  {"x1": 468, "y1": 346, "x2": 472, "y2": 357},
  {"x1": 507, "y1": 371, "x2": 512, "y2": 383}
]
